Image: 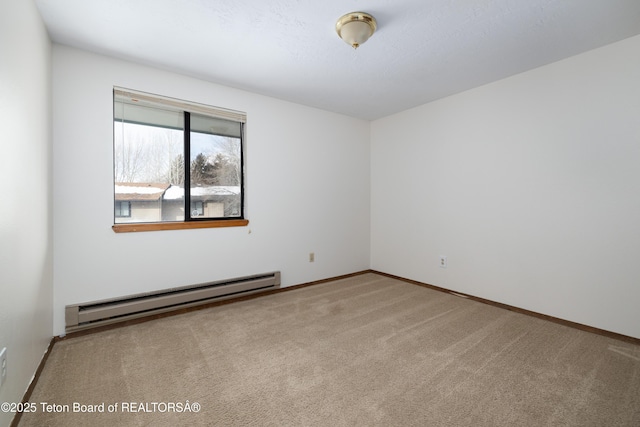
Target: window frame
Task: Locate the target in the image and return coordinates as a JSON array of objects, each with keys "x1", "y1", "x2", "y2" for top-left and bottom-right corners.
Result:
[{"x1": 112, "y1": 88, "x2": 248, "y2": 233}]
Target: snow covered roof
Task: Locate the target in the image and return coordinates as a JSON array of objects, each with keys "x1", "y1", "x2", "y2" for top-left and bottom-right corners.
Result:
[
  {"x1": 116, "y1": 183, "x2": 240, "y2": 202},
  {"x1": 114, "y1": 183, "x2": 170, "y2": 201},
  {"x1": 164, "y1": 185, "x2": 240, "y2": 200}
]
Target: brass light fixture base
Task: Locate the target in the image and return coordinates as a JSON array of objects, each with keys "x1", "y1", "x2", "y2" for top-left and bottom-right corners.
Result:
[{"x1": 336, "y1": 12, "x2": 377, "y2": 49}]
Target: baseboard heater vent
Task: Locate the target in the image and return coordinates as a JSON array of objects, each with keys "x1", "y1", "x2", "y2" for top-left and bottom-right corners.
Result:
[{"x1": 65, "y1": 271, "x2": 281, "y2": 332}]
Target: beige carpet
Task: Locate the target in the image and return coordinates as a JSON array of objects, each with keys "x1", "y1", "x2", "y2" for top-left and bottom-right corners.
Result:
[{"x1": 18, "y1": 273, "x2": 640, "y2": 426}]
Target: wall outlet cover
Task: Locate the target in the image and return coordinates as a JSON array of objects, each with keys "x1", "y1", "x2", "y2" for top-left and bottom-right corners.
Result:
[{"x1": 439, "y1": 256, "x2": 447, "y2": 268}]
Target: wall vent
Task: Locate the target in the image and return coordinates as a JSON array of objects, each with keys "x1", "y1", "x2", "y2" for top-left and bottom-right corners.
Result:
[{"x1": 65, "y1": 271, "x2": 281, "y2": 332}]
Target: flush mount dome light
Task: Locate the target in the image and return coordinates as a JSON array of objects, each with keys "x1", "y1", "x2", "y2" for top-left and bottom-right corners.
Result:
[{"x1": 336, "y1": 12, "x2": 377, "y2": 49}]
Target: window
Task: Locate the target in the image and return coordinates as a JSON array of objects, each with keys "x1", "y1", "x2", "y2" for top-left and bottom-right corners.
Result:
[
  {"x1": 114, "y1": 201, "x2": 131, "y2": 218},
  {"x1": 113, "y1": 88, "x2": 248, "y2": 232},
  {"x1": 191, "y1": 201, "x2": 203, "y2": 217}
]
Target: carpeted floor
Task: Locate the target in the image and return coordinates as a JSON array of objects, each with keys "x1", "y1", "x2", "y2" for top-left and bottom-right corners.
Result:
[{"x1": 17, "y1": 273, "x2": 640, "y2": 426}]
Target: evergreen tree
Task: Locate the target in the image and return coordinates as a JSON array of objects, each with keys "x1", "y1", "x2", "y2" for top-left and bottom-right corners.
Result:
[
  {"x1": 190, "y1": 153, "x2": 215, "y2": 186},
  {"x1": 211, "y1": 153, "x2": 239, "y2": 186}
]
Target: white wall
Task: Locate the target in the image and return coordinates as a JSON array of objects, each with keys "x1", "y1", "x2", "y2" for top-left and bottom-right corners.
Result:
[
  {"x1": 371, "y1": 35, "x2": 640, "y2": 339},
  {"x1": 0, "y1": 1, "x2": 53, "y2": 425},
  {"x1": 52, "y1": 46, "x2": 371, "y2": 335}
]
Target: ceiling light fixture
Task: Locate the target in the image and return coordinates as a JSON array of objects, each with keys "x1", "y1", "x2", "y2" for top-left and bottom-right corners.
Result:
[{"x1": 336, "y1": 12, "x2": 377, "y2": 49}]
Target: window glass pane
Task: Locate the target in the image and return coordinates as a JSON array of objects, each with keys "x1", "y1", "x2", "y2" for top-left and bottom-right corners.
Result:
[
  {"x1": 114, "y1": 101, "x2": 184, "y2": 223},
  {"x1": 189, "y1": 114, "x2": 242, "y2": 219}
]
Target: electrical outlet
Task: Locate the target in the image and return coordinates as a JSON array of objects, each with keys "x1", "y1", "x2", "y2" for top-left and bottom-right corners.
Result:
[
  {"x1": 0, "y1": 347, "x2": 6, "y2": 389},
  {"x1": 309, "y1": 252, "x2": 315, "y2": 262},
  {"x1": 439, "y1": 256, "x2": 447, "y2": 268}
]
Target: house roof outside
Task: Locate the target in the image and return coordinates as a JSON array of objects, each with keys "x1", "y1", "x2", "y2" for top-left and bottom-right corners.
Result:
[
  {"x1": 114, "y1": 183, "x2": 170, "y2": 202},
  {"x1": 115, "y1": 183, "x2": 241, "y2": 202},
  {"x1": 164, "y1": 185, "x2": 240, "y2": 200}
]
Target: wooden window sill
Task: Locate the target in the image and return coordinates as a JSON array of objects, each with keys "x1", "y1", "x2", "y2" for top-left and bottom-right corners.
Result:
[{"x1": 112, "y1": 219, "x2": 249, "y2": 233}]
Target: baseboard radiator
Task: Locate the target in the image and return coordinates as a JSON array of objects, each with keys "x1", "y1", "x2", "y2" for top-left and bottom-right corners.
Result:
[{"x1": 65, "y1": 271, "x2": 281, "y2": 333}]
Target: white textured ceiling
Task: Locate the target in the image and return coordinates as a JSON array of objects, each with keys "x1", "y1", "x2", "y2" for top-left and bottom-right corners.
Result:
[{"x1": 35, "y1": 0, "x2": 640, "y2": 120}]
